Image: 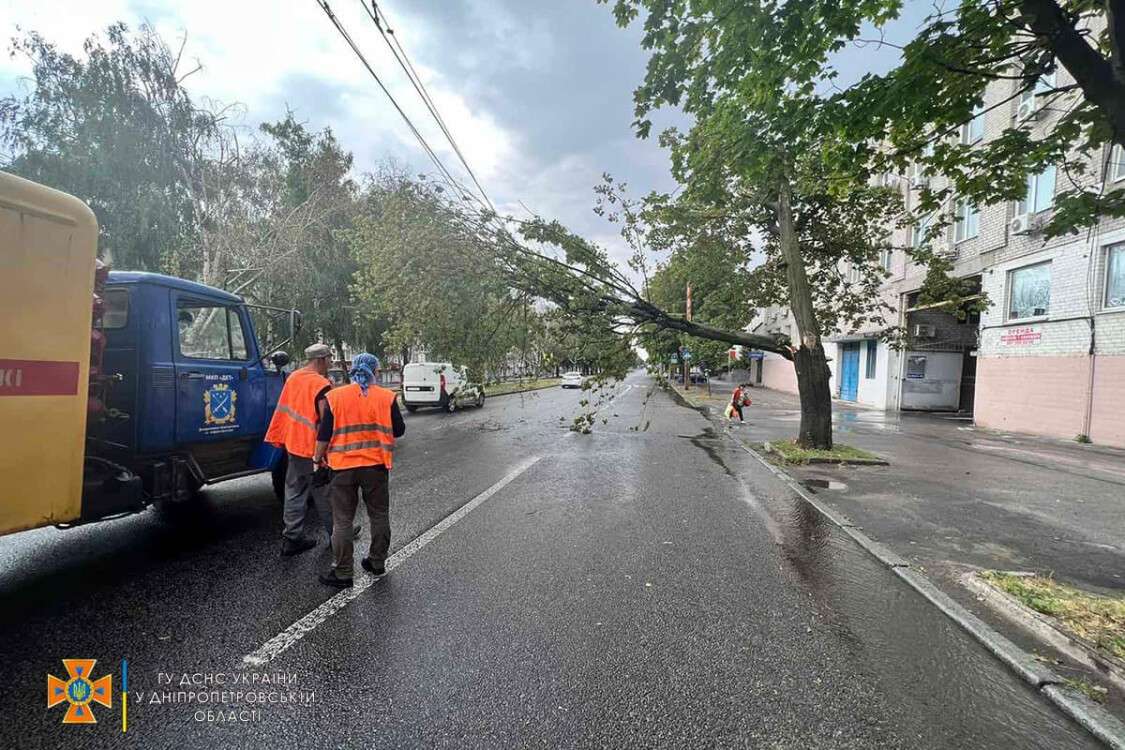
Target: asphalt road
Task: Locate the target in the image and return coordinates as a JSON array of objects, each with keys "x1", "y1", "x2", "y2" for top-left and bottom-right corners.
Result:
[{"x1": 0, "y1": 372, "x2": 1102, "y2": 749}]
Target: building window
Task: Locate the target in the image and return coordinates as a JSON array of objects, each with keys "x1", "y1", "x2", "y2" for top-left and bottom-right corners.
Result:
[
  {"x1": 1111, "y1": 144, "x2": 1125, "y2": 183},
  {"x1": 960, "y1": 105, "x2": 985, "y2": 145},
  {"x1": 865, "y1": 341, "x2": 877, "y2": 379},
  {"x1": 101, "y1": 288, "x2": 129, "y2": 329},
  {"x1": 954, "y1": 199, "x2": 979, "y2": 242},
  {"x1": 1020, "y1": 67, "x2": 1056, "y2": 106},
  {"x1": 881, "y1": 247, "x2": 893, "y2": 271},
  {"x1": 912, "y1": 213, "x2": 934, "y2": 249},
  {"x1": 1007, "y1": 262, "x2": 1051, "y2": 320},
  {"x1": 1015, "y1": 165, "x2": 1056, "y2": 216},
  {"x1": 1106, "y1": 244, "x2": 1125, "y2": 309}
]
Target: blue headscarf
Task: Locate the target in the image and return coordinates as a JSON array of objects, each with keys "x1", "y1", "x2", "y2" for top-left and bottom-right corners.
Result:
[{"x1": 349, "y1": 352, "x2": 380, "y2": 396}]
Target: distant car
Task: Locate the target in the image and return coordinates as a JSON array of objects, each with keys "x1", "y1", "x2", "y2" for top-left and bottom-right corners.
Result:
[
  {"x1": 402, "y1": 362, "x2": 485, "y2": 413},
  {"x1": 689, "y1": 367, "x2": 708, "y2": 384},
  {"x1": 560, "y1": 372, "x2": 585, "y2": 389},
  {"x1": 326, "y1": 367, "x2": 348, "y2": 387}
]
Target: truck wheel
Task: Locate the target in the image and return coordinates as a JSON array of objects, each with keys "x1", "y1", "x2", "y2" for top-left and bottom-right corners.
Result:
[
  {"x1": 272, "y1": 454, "x2": 288, "y2": 502},
  {"x1": 477, "y1": 392, "x2": 485, "y2": 408},
  {"x1": 446, "y1": 398, "x2": 457, "y2": 414}
]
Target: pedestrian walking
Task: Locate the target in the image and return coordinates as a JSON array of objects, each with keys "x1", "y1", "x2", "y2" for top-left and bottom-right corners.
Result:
[
  {"x1": 266, "y1": 342, "x2": 337, "y2": 556},
  {"x1": 312, "y1": 353, "x2": 406, "y2": 588},
  {"x1": 728, "y1": 383, "x2": 751, "y2": 422}
]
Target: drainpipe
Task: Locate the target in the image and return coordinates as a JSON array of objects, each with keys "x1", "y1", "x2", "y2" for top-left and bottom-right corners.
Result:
[
  {"x1": 1081, "y1": 193, "x2": 1103, "y2": 441},
  {"x1": 1083, "y1": 317, "x2": 1096, "y2": 439}
]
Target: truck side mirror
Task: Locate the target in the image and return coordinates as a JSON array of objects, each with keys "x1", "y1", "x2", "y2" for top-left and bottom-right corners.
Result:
[{"x1": 269, "y1": 351, "x2": 291, "y2": 371}]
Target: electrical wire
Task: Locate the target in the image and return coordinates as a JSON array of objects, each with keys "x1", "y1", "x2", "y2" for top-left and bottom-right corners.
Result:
[
  {"x1": 314, "y1": 0, "x2": 471, "y2": 202},
  {"x1": 360, "y1": 1, "x2": 496, "y2": 213}
]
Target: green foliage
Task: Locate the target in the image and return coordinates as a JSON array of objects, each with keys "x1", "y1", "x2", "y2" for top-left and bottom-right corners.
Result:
[
  {"x1": 250, "y1": 114, "x2": 360, "y2": 354},
  {"x1": 916, "y1": 256, "x2": 989, "y2": 322},
  {"x1": 1, "y1": 23, "x2": 202, "y2": 271},
  {"x1": 346, "y1": 173, "x2": 558, "y2": 378},
  {"x1": 604, "y1": 0, "x2": 909, "y2": 348},
  {"x1": 607, "y1": 0, "x2": 1125, "y2": 241}
]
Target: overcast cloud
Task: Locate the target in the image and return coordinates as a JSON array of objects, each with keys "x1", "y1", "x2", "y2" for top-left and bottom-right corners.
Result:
[{"x1": 0, "y1": 1, "x2": 931, "y2": 266}]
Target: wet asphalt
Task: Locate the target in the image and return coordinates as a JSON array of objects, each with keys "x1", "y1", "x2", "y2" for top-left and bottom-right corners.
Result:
[{"x1": 0, "y1": 372, "x2": 1102, "y2": 749}]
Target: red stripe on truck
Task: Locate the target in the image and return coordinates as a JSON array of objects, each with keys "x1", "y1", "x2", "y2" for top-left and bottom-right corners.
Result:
[{"x1": 0, "y1": 359, "x2": 80, "y2": 396}]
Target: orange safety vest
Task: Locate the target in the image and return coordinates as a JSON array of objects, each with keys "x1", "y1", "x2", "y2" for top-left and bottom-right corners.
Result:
[
  {"x1": 265, "y1": 368, "x2": 331, "y2": 459},
  {"x1": 324, "y1": 383, "x2": 396, "y2": 471}
]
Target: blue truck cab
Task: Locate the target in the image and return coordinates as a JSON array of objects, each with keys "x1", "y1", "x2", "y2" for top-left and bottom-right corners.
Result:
[{"x1": 85, "y1": 272, "x2": 294, "y2": 514}]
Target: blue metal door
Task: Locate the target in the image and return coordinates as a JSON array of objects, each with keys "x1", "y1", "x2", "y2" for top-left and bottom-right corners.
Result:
[
  {"x1": 172, "y1": 295, "x2": 263, "y2": 445},
  {"x1": 840, "y1": 343, "x2": 860, "y2": 401}
]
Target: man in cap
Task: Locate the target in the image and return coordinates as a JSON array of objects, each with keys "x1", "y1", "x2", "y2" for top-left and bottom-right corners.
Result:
[
  {"x1": 266, "y1": 342, "x2": 338, "y2": 556},
  {"x1": 312, "y1": 353, "x2": 405, "y2": 588}
]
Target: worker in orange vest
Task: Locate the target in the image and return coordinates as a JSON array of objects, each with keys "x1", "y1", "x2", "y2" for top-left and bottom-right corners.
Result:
[
  {"x1": 312, "y1": 352, "x2": 405, "y2": 588},
  {"x1": 265, "y1": 343, "x2": 336, "y2": 557}
]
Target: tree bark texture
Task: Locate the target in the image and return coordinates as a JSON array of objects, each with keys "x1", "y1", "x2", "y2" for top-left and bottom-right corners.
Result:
[{"x1": 777, "y1": 175, "x2": 833, "y2": 450}]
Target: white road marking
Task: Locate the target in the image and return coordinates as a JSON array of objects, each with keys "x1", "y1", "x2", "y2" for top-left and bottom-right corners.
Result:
[{"x1": 241, "y1": 455, "x2": 544, "y2": 667}]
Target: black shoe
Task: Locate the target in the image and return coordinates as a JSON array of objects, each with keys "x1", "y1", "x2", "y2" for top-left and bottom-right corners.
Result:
[
  {"x1": 281, "y1": 537, "x2": 317, "y2": 557},
  {"x1": 318, "y1": 572, "x2": 354, "y2": 588},
  {"x1": 361, "y1": 557, "x2": 386, "y2": 576}
]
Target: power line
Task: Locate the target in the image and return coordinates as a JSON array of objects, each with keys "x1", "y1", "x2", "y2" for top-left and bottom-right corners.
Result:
[
  {"x1": 314, "y1": 0, "x2": 471, "y2": 202},
  {"x1": 359, "y1": 0, "x2": 496, "y2": 213}
]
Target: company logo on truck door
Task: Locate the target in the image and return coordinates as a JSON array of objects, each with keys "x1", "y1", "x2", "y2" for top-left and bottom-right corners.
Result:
[{"x1": 203, "y1": 383, "x2": 237, "y2": 426}]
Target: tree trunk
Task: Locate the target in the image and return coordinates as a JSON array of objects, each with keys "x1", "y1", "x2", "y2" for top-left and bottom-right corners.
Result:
[
  {"x1": 777, "y1": 175, "x2": 833, "y2": 450},
  {"x1": 1020, "y1": 0, "x2": 1125, "y2": 145}
]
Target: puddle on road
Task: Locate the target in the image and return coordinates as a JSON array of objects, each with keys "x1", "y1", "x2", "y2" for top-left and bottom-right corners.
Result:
[
  {"x1": 802, "y1": 478, "x2": 848, "y2": 492},
  {"x1": 766, "y1": 496, "x2": 1098, "y2": 748},
  {"x1": 686, "y1": 434, "x2": 1100, "y2": 749}
]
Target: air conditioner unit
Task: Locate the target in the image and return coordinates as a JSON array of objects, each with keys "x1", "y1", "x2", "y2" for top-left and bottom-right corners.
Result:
[
  {"x1": 912, "y1": 324, "x2": 937, "y2": 338},
  {"x1": 910, "y1": 175, "x2": 929, "y2": 190},
  {"x1": 1016, "y1": 97, "x2": 1038, "y2": 122},
  {"x1": 881, "y1": 173, "x2": 901, "y2": 189},
  {"x1": 933, "y1": 242, "x2": 957, "y2": 260},
  {"x1": 1009, "y1": 213, "x2": 1032, "y2": 235}
]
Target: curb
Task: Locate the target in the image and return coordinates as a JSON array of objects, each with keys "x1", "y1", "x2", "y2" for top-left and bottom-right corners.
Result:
[
  {"x1": 693, "y1": 407, "x2": 1125, "y2": 748},
  {"x1": 963, "y1": 572, "x2": 1125, "y2": 693}
]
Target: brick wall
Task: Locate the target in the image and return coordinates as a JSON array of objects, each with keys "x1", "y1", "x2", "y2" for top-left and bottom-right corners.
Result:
[
  {"x1": 974, "y1": 355, "x2": 1089, "y2": 439},
  {"x1": 1090, "y1": 356, "x2": 1125, "y2": 446}
]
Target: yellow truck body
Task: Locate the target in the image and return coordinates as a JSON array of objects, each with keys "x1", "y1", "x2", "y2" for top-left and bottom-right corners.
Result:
[{"x1": 0, "y1": 172, "x2": 97, "y2": 534}]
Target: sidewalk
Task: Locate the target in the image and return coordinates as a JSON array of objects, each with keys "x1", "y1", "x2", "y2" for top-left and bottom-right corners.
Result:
[{"x1": 673, "y1": 379, "x2": 1125, "y2": 594}]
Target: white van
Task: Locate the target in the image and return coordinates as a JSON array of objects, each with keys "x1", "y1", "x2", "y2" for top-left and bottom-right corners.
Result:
[{"x1": 401, "y1": 362, "x2": 484, "y2": 413}]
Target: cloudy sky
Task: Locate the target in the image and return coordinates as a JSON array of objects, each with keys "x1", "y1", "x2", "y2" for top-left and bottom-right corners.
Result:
[{"x1": 0, "y1": 0, "x2": 930, "y2": 265}]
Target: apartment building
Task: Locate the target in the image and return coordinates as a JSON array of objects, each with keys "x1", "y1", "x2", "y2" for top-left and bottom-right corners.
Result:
[{"x1": 749, "y1": 32, "x2": 1125, "y2": 448}]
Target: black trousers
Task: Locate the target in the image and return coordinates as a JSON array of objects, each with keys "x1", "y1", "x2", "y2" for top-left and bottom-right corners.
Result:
[
  {"x1": 731, "y1": 403, "x2": 744, "y2": 421},
  {"x1": 329, "y1": 465, "x2": 390, "y2": 578}
]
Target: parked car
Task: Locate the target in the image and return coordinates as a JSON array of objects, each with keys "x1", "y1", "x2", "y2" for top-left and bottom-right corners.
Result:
[
  {"x1": 402, "y1": 362, "x2": 485, "y2": 413},
  {"x1": 560, "y1": 372, "x2": 586, "y2": 389}
]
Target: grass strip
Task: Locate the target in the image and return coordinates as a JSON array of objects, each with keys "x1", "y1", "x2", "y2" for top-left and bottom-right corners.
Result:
[
  {"x1": 768, "y1": 439, "x2": 881, "y2": 464},
  {"x1": 980, "y1": 571, "x2": 1125, "y2": 661}
]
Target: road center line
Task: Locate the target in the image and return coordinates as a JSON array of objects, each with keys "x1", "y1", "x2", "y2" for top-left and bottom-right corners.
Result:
[{"x1": 241, "y1": 455, "x2": 544, "y2": 668}]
